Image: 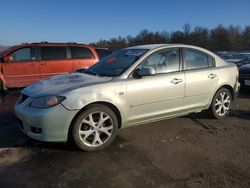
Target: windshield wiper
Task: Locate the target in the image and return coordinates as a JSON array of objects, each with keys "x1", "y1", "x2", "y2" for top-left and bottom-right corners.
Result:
[
  {"x1": 85, "y1": 70, "x2": 114, "y2": 77},
  {"x1": 98, "y1": 73, "x2": 114, "y2": 77},
  {"x1": 85, "y1": 70, "x2": 101, "y2": 77}
]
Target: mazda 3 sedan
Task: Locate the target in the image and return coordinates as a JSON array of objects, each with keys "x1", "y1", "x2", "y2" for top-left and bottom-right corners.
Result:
[{"x1": 15, "y1": 44, "x2": 240, "y2": 151}]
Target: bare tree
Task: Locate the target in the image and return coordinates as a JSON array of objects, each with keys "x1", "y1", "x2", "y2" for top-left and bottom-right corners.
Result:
[{"x1": 90, "y1": 24, "x2": 250, "y2": 51}]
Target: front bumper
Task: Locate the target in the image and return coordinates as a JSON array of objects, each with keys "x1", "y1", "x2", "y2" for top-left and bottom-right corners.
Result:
[{"x1": 15, "y1": 97, "x2": 78, "y2": 142}]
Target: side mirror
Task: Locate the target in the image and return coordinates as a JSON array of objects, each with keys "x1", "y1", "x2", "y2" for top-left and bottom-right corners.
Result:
[
  {"x1": 137, "y1": 67, "x2": 156, "y2": 76},
  {"x1": 3, "y1": 56, "x2": 13, "y2": 63}
]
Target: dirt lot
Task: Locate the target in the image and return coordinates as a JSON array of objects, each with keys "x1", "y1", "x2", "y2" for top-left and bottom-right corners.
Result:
[{"x1": 0, "y1": 89, "x2": 250, "y2": 188}]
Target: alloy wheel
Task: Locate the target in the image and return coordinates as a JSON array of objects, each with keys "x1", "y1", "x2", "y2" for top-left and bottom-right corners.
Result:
[
  {"x1": 214, "y1": 91, "x2": 231, "y2": 116},
  {"x1": 78, "y1": 111, "x2": 114, "y2": 147}
]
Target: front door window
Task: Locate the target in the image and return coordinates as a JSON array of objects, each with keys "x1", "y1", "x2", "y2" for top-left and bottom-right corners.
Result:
[{"x1": 10, "y1": 47, "x2": 37, "y2": 62}]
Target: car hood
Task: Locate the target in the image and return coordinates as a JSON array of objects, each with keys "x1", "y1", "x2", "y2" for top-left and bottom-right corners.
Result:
[
  {"x1": 226, "y1": 59, "x2": 243, "y2": 63},
  {"x1": 239, "y1": 64, "x2": 250, "y2": 74},
  {"x1": 22, "y1": 73, "x2": 112, "y2": 98}
]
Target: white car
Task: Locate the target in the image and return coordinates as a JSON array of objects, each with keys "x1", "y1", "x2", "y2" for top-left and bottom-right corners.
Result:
[{"x1": 15, "y1": 44, "x2": 240, "y2": 151}]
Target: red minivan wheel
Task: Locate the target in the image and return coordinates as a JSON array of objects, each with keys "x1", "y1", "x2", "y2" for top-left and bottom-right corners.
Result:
[{"x1": 0, "y1": 80, "x2": 3, "y2": 93}]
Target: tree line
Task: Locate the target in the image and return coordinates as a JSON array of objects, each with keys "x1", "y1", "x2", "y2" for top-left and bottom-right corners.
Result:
[{"x1": 90, "y1": 24, "x2": 250, "y2": 52}]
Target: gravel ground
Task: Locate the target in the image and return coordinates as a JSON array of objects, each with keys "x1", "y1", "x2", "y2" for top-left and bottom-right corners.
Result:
[{"x1": 0, "y1": 88, "x2": 249, "y2": 188}]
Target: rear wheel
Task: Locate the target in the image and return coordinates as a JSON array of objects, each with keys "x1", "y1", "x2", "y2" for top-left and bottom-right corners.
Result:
[
  {"x1": 210, "y1": 88, "x2": 232, "y2": 119},
  {"x1": 71, "y1": 104, "x2": 118, "y2": 151}
]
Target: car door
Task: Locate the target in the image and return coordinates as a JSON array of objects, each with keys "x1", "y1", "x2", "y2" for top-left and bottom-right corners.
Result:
[
  {"x1": 126, "y1": 48, "x2": 185, "y2": 125},
  {"x1": 2, "y1": 46, "x2": 40, "y2": 88},
  {"x1": 69, "y1": 46, "x2": 98, "y2": 71},
  {"x1": 182, "y1": 48, "x2": 219, "y2": 111},
  {"x1": 39, "y1": 46, "x2": 72, "y2": 79}
]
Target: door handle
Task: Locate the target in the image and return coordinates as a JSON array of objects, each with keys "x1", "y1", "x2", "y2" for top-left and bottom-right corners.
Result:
[
  {"x1": 171, "y1": 78, "x2": 183, "y2": 84},
  {"x1": 208, "y1": 73, "x2": 217, "y2": 79}
]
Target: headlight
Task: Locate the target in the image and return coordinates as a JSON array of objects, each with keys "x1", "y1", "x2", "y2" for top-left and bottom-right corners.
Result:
[{"x1": 30, "y1": 96, "x2": 66, "y2": 108}]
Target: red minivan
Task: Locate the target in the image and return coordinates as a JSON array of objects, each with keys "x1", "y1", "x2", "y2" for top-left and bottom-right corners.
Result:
[{"x1": 0, "y1": 42, "x2": 99, "y2": 92}]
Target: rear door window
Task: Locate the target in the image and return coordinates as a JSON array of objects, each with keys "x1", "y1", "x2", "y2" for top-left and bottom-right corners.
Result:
[
  {"x1": 70, "y1": 47, "x2": 94, "y2": 59},
  {"x1": 40, "y1": 46, "x2": 67, "y2": 60},
  {"x1": 183, "y1": 48, "x2": 214, "y2": 70},
  {"x1": 10, "y1": 47, "x2": 37, "y2": 62}
]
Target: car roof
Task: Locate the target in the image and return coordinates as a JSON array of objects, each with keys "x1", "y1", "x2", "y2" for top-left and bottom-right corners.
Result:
[
  {"x1": 233, "y1": 52, "x2": 250, "y2": 55},
  {"x1": 94, "y1": 47, "x2": 110, "y2": 50},
  {"x1": 126, "y1": 44, "x2": 169, "y2": 50},
  {"x1": 14, "y1": 42, "x2": 92, "y2": 48},
  {"x1": 125, "y1": 44, "x2": 210, "y2": 51},
  {"x1": 125, "y1": 44, "x2": 219, "y2": 57}
]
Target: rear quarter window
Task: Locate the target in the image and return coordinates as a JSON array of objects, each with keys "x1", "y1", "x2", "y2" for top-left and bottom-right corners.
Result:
[
  {"x1": 70, "y1": 47, "x2": 94, "y2": 59},
  {"x1": 95, "y1": 49, "x2": 112, "y2": 59}
]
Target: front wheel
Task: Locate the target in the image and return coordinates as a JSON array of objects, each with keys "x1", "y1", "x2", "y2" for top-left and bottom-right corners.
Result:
[
  {"x1": 0, "y1": 80, "x2": 4, "y2": 94},
  {"x1": 71, "y1": 104, "x2": 118, "y2": 151},
  {"x1": 210, "y1": 88, "x2": 232, "y2": 119}
]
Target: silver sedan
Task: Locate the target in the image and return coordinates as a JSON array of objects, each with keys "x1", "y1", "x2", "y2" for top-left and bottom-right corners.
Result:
[{"x1": 15, "y1": 44, "x2": 240, "y2": 151}]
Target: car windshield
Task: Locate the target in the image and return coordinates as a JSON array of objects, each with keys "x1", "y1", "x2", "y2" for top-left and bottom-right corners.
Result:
[
  {"x1": 84, "y1": 49, "x2": 148, "y2": 77},
  {"x1": 230, "y1": 53, "x2": 249, "y2": 59},
  {"x1": 0, "y1": 46, "x2": 16, "y2": 57}
]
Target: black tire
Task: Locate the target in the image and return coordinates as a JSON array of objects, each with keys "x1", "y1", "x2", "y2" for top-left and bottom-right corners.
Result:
[
  {"x1": 210, "y1": 88, "x2": 232, "y2": 119},
  {"x1": 0, "y1": 80, "x2": 4, "y2": 95},
  {"x1": 71, "y1": 104, "x2": 118, "y2": 151}
]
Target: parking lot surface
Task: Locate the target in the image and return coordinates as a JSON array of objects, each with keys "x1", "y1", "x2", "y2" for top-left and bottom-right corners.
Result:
[{"x1": 0, "y1": 89, "x2": 250, "y2": 188}]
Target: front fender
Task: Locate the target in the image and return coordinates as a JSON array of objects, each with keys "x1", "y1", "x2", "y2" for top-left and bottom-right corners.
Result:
[{"x1": 61, "y1": 86, "x2": 128, "y2": 128}]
